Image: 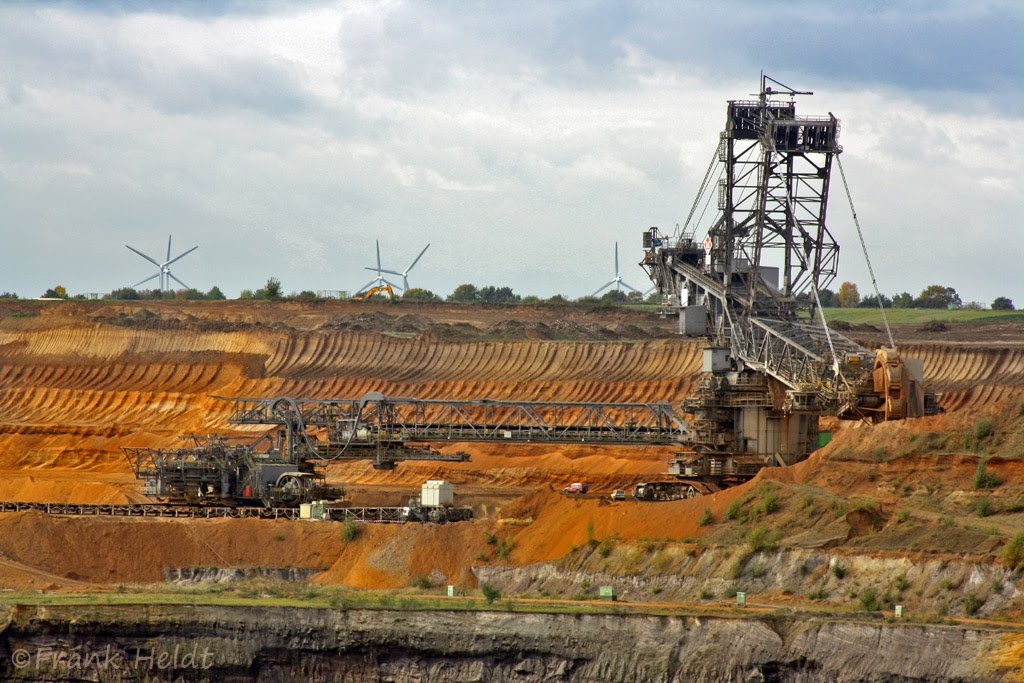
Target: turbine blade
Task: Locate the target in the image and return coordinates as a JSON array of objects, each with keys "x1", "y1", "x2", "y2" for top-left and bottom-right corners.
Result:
[
  {"x1": 614, "y1": 242, "x2": 619, "y2": 276},
  {"x1": 356, "y1": 279, "x2": 379, "y2": 294},
  {"x1": 168, "y1": 272, "x2": 190, "y2": 290},
  {"x1": 382, "y1": 278, "x2": 402, "y2": 291},
  {"x1": 406, "y1": 243, "x2": 430, "y2": 273},
  {"x1": 644, "y1": 286, "x2": 656, "y2": 296},
  {"x1": 402, "y1": 275, "x2": 409, "y2": 292},
  {"x1": 133, "y1": 272, "x2": 160, "y2": 288},
  {"x1": 377, "y1": 268, "x2": 403, "y2": 276},
  {"x1": 376, "y1": 240, "x2": 381, "y2": 271},
  {"x1": 592, "y1": 280, "x2": 616, "y2": 297},
  {"x1": 620, "y1": 281, "x2": 641, "y2": 293},
  {"x1": 126, "y1": 245, "x2": 161, "y2": 268},
  {"x1": 167, "y1": 235, "x2": 172, "y2": 262},
  {"x1": 166, "y1": 245, "x2": 198, "y2": 266}
]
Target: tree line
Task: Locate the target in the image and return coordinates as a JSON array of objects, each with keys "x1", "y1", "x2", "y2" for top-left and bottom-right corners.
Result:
[
  {"x1": 825, "y1": 283, "x2": 1014, "y2": 311},
  {"x1": 4, "y1": 280, "x2": 1014, "y2": 311}
]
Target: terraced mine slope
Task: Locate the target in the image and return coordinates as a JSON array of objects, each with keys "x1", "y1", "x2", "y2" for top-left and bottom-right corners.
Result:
[{"x1": 1, "y1": 300, "x2": 1023, "y2": 619}]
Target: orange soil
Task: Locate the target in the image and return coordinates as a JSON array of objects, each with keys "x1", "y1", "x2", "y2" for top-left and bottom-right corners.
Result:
[{"x1": 1, "y1": 301, "x2": 1022, "y2": 590}]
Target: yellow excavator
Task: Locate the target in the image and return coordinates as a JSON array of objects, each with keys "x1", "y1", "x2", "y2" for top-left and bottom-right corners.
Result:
[{"x1": 351, "y1": 284, "x2": 395, "y2": 301}]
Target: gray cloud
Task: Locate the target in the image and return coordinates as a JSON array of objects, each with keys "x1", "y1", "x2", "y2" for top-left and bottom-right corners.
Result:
[{"x1": 0, "y1": 1, "x2": 1020, "y2": 306}]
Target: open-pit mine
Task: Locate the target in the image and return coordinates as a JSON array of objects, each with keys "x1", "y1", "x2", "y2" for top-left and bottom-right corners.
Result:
[{"x1": 3, "y1": 77, "x2": 1024, "y2": 682}]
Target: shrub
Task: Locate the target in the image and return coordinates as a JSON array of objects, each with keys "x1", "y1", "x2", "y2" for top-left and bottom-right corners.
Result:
[
  {"x1": 273, "y1": 533, "x2": 286, "y2": 542},
  {"x1": 974, "y1": 461, "x2": 1002, "y2": 489},
  {"x1": 481, "y1": 582, "x2": 501, "y2": 604},
  {"x1": 495, "y1": 537, "x2": 516, "y2": 560},
  {"x1": 832, "y1": 563, "x2": 848, "y2": 580},
  {"x1": 974, "y1": 419, "x2": 995, "y2": 441},
  {"x1": 859, "y1": 587, "x2": 880, "y2": 611},
  {"x1": 726, "y1": 499, "x2": 743, "y2": 521},
  {"x1": 729, "y1": 553, "x2": 750, "y2": 579},
  {"x1": 411, "y1": 575, "x2": 433, "y2": 589},
  {"x1": 976, "y1": 496, "x2": 994, "y2": 517},
  {"x1": 963, "y1": 592, "x2": 984, "y2": 616},
  {"x1": 746, "y1": 526, "x2": 781, "y2": 553},
  {"x1": 894, "y1": 574, "x2": 909, "y2": 593},
  {"x1": 747, "y1": 561, "x2": 768, "y2": 579},
  {"x1": 597, "y1": 539, "x2": 614, "y2": 558},
  {"x1": 484, "y1": 531, "x2": 497, "y2": 545},
  {"x1": 699, "y1": 508, "x2": 713, "y2": 526},
  {"x1": 342, "y1": 521, "x2": 361, "y2": 541},
  {"x1": 1002, "y1": 532, "x2": 1024, "y2": 570}
]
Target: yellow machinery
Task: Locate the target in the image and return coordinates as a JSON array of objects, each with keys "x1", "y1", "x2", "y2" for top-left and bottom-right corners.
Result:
[{"x1": 351, "y1": 284, "x2": 395, "y2": 301}]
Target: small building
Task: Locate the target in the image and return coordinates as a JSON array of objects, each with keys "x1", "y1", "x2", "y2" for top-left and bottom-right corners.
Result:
[
  {"x1": 299, "y1": 501, "x2": 326, "y2": 520},
  {"x1": 421, "y1": 480, "x2": 454, "y2": 507}
]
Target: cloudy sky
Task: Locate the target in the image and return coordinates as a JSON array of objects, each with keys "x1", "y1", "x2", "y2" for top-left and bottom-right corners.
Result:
[{"x1": 1, "y1": 0, "x2": 1021, "y2": 304}]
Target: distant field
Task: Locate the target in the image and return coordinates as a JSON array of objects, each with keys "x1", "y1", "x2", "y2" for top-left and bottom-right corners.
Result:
[
  {"x1": 627, "y1": 303, "x2": 1024, "y2": 326},
  {"x1": 820, "y1": 308, "x2": 1024, "y2": 325}
]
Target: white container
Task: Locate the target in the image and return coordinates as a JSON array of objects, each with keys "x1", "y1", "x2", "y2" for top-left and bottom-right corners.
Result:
[{"x1": 421, "y1": 480, "x2": 454, "y2": 507}]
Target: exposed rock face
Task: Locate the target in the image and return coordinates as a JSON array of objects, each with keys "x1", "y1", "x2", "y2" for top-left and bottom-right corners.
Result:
[
  {"x1": 0, "y1": 604, "x2": 1013, "y2": 682},
  {"x1": 476, "y1": 548, "x2": 1024, "y2": 618},
  {"x1": 164, "y1": 566, "x2": 318, "y2": 583}
]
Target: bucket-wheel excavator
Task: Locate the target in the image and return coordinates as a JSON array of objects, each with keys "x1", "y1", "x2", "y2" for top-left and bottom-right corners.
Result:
[{"x1": 634, "y1": 75, "x2": 939, "y2": 499}]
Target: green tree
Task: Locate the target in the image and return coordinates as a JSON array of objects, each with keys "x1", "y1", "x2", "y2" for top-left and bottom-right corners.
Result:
[
  {"x1": 206, "y1": 286, "x2": 226, "y2": 300},
  {"x1": 837, "y1": 281, "x2": 860, "y2": 308},
  {"x1": 600, "y1": 290, "x2": 629, "y2": 304},
  {"x1": 256, "y1": 277, "x2": 283, "y2": 300},
  {"x1": 481, "y1": 582, "x2": 502, "y2": 604},
  {"x1": 816, "y1": 288, "x2": 838, "y2": 307},
  {"x1": 403, "y1": 287, "x2": 441, "y2": 302},
  {"x1": 992, "y1": 296, "x2": 1015, "y2": 311},
  {"x1": 891, "y1": 292, "x2": 914, "y2": 308},
  {"x1": 859, "y1": 293, "x2": 891, "y2": 309},
  {"x1": 915, "y1": 284, "x2": 961, "y2": 309},
  {"x1": 477, "y1": 286, "x2": 520, "y2": 304},
  {"x1": 184, "y1": 288, "x2": 207, "y2": 300},
  {"x1": 42, "y1": 285, "x2": 68, "y2": 299},
  {"x1": 448, "y1": 283, "x2": 479, "y2": 302},
  {"x1": 107, "y1": 287, "x2": 140, "y2": 300}
]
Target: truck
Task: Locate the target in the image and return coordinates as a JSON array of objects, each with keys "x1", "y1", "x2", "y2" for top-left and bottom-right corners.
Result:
[{"x1": 562, "y1": 482, "x2": 588, "y2": 494}]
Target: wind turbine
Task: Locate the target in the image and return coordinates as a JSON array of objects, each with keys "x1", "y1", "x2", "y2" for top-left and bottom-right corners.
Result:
[
  {"x1": 368, "y1": 243, "x2": 430, "y2": 292},
  {"x1": 356, "y1": 240, "x2": 403, "y2": 294},
  {"x1": 591, "y1": 242, "x2": 641, "y2": 297},
  {"x1": 125, "y1": 235, "x2": 198, "y2": 292}
]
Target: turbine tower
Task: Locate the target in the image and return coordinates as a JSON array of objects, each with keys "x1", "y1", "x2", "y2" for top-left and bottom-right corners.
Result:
[
  {"x1": 591, "y1": 242, "x2": 640, "y2": 297},
  {"x1": 126, "y1": 235, "x2": 198, "y2": 292},
  {"x1": 370, "y1": 243, "x2": 430, "y2": 292},
  {"x1": 356, "y1": 240, "x2": 402, "y2": 295}
]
